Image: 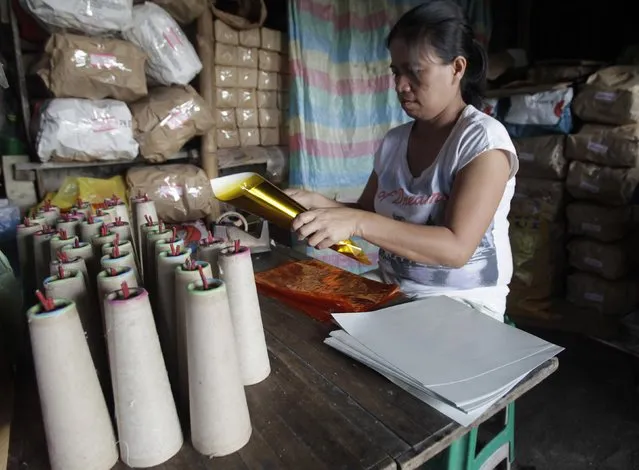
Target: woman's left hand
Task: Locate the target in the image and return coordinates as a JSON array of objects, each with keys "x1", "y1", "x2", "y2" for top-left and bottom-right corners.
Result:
[{"x1": 291, "y1": 208, "x2": 365, "y2": 250}]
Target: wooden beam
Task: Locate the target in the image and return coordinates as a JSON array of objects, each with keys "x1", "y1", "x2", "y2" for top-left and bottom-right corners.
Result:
[{"x1": 197, "y1": 7, "x2": 220, "y2": 220}]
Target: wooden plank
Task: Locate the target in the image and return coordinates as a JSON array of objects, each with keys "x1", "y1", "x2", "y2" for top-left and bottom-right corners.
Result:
[{"x1": 395, "y1": 358, "x2": 559, "y2": 469}]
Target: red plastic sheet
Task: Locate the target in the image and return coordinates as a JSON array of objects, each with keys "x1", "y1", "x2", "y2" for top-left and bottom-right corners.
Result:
[{"x1": 255, "y1": 259, "x2": 403, "y2": 322}]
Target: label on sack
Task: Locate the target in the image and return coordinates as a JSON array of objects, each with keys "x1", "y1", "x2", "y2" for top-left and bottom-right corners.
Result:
[
  {"x1": 584, "y1": 292, "x2": 604, "y2": 303},
  {"x1": 594, "y1": 91, "x2": 617, "y2": 102},
  {"x1": 91, "y1": 117, "x2": 119, "y2": 132},
  {"x1": 519, "y1": 152, "x2": 535, "y2": 162},
  {"x1": 579, "y1": 180, "x2": 600, "y2": 193},
  {"x1": 89, "y1": 53, "x2": 119, "y2": 69},
  {"x1": 162, "y1": 109, "x2": 191, "y2": 130},
  {"x1": 581, "y1": 222, "x2": 601, "y2": 233},
  {"x1": 584, "y1": 257, "x2": 603, "y2": 269},
  {"x1": 587, "y1": 141, "x2": 608, "y2": 154}
]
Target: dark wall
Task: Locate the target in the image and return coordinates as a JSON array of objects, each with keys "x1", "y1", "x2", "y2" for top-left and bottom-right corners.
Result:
[
  {"x1": 491, "y1": 0, "x2": 638, "y2": 62},
  {"x1": 264, "y1": 0, "x2": 287, "y2": 32}
]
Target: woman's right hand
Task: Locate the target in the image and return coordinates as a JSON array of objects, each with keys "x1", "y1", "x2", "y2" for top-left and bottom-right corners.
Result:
[{"x1": 284, "y1": 188, "x2": 340, "y2": 210}]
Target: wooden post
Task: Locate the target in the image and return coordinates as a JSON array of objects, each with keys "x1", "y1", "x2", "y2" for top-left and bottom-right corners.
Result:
[{"x1": 197, "y1": 6, "x2": 220, "y2": 220}]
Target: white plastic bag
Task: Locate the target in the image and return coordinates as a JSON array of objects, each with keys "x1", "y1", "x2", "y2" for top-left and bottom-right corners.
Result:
[
  {"x1": 36, "y1": 98, "x2": 138, "y2": 162},
  {"x1": 122, "y1": 2, "x2": 202, "y2": 86},
  {"x1": 505, "y1": 87, "x2": 574, "y2": 126},
  {"x1": 21, "y1": 0, "x2": 133, "y2": 36}
]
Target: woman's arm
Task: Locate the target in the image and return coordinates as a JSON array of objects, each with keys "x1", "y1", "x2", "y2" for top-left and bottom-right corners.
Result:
[
  {"x1": 284, "y1": 171, "x2": 378, "y2": 211},
  {"x1": 292, "y1": 150, "x2": 511, "y2": 268}
]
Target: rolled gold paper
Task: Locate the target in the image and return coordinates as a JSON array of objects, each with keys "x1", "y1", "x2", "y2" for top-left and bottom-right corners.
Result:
[{"x1": 210, "y1": 172, "x2": 371, "y2": 265}]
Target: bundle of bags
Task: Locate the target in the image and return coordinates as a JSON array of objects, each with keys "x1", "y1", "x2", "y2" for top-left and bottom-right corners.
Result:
[{"x1": 24, "y1": 0, "x2": 214, "y2": 163}]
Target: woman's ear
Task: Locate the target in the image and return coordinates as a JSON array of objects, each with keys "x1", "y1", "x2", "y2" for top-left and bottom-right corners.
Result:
[{"x1": 452, "y1": 56, "x2": 467, "y2": 80}]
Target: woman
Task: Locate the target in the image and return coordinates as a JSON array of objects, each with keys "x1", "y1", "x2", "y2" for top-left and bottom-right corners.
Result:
[{"x1": 286, "y1": 0, "x2": 518, "y2": 321}]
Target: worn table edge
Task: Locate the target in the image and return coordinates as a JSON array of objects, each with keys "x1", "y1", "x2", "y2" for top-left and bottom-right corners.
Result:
[{"x1": 395, "y1": 357, "x2": 559, "y2": 469}]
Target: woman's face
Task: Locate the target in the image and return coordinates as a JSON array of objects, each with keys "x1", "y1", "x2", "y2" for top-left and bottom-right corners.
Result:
[{"x1": 389, "y1": 38, "x2": 464, "y2": 121}]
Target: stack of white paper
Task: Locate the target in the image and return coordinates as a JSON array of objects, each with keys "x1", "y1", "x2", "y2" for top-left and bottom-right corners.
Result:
[{"x1": 324, "y1": 296, "x2": 563, "y2": 426}]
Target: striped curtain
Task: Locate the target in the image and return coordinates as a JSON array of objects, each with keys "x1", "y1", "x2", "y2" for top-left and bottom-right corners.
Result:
[{"x1": 287, "y1": 0, "x2": 491, "y2": 274}]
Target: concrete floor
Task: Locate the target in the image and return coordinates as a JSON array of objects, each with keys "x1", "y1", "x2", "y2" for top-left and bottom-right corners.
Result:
[{"x1": 515, "y1": 329, "x2": 639, "y2": 470}]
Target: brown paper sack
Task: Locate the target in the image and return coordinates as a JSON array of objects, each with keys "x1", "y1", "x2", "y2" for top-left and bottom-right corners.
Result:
[
  {"x1": 572, "y1": 66, "x2": 639, "y2": 125},
  {"x1": 567, "y1": 238, "x2": 634, "y2": 281},
  {"x1": 126, "y1": 164, "x2": 215, "y2": 223},
  {"x1": 507, "y1": 217, "x2": 566, "y2": 319},
  {"x1": 152, "y1": 0, "x2": 207, "y2": 24},
  {"x1": 566, "y1": 124, "x2": 639, "y2": 168},
  {"x1": 39, "y1": 33, "x2": 147, "y2": 102},
  {"x1": 566, "y1": 161, "x2": 639, "y2": 205},
  {"x1": 510, "y1": 178, "x2": 565, "y2": 222},
  {"x1": 513, "y1": 135, "x2": 566, "y2": 180},
  {"x1": 131, "y1": 85, "x2": 214, "y2": 163},
  {"x1": 212, "y1": 0, "x2": 267, "y2": 30},
  {"x1": 566, "y1": 272, "x2": 638, "y2": 316},
  {"x1": 566, "y1": 202, "x2": 632, "y2": 242}
]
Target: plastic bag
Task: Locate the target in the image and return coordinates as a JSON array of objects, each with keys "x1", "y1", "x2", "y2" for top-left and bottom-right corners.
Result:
[
  {"x1": 21, "y1": 0, "x2": 133, "y2": 35},
  {"x1": 123, "y1": 2, "x2": 202, "y2": 86},
  {"x1": 50, "y1": 175, "x2": 127, "y2": 210}
]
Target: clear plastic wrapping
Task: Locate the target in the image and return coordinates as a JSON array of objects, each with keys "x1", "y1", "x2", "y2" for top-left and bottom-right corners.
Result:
[
  {"x1": 238, "y1": 89, "x2": 257, "y2": 107},
  {"x1": 215, "y1": 66, "x2": 237, "y2": 87},
  {"x1": 214, "y1": 19, "x2": 239, "y2": 45},
  {"x1": 218, "y1": 129, "x2": 240, "y2": 148},
  {"x1": 123, "y1": 3, "x2": 202, "y2": 86},
  {"x1": 257, "y1": 90, "x2": 277, "y2": 108},
  {"x1": 239, "y1": 128, "x2": 259, "y2": 147},
  {"x1": 130, "y1": 85, "x2": 214, "y2": 162},
  {"x1": 258, "y1": 71, "x2": 277, "y2": 90},
  {"x1": 214, "y1": 43, "x2": 238, "y2": 66},
  {"x1": 260, "y1": 27, "x2": 282, "y2": 52},
  {"x1": 216, "y1": 109, "x2": 237, "y2": 129},
  {"x1": 258, "y1": 50, "x2": 281, "y2": 72},
  {"x1": 216, "y1": 88, "x2": 237, "y2": 107},
  {"x1": 258, "y1": 108, "x2": 279, "y2": 128},
  {"x1": 236, "y1": 108, "x2": 258, "y2": 128},
  {"x1": 260, "y1": 127, "x2": 280, "y2": 146},
  {"x1": 21, "y1": 0, "x2": 133, "y2": 35},
  {"x1": 239, "y1": 29, "x2": 260, "y2": 47},
  {"x1": 238, "y1": 47, "x2": 258, "y2": 68},
  {"x1": 238, "y1": 68, "x2": 258, "y2": 88},
  {"x1": 36, "y1": 98, "x2": 138, "y2": 162}
]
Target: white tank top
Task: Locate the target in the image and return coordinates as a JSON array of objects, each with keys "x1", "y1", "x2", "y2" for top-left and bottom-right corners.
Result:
[{"x1": 373, "y1": 105, "x2": 519, "y2": 319}]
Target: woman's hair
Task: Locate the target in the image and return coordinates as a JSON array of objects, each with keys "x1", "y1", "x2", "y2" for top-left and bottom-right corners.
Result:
[{"x1": 387, "y1": 0, "x2": 487, "y2": 108}]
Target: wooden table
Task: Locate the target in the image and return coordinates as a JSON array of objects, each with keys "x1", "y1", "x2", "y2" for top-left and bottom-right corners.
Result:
[{"x1": 8, "y1": 247, "x2": 559, "y2": 470}]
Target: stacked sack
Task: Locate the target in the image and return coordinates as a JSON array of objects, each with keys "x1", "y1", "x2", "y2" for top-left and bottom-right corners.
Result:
[
  {"x1": 213, "y1": 20, "x2": 289, "y2": 149},
  {"x1": 484, "y1": 76, "x2": 577, "y2": 318},
  {"x1": 24, "y1": 0, "x2": 213, "y2": 164},
  {"x1": 565, "y1": 66, "x2": 639, "y2": 317}
]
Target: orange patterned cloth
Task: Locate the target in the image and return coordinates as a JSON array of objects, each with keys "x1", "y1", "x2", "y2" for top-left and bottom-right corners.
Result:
[{"x1": 255, "y1": 259, "x2": 403, "y2": 322}]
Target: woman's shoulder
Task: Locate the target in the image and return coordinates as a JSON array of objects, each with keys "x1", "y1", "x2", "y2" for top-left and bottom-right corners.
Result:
[{"x1": 457, "y1": 105, "x2": 513, "y2": 149}]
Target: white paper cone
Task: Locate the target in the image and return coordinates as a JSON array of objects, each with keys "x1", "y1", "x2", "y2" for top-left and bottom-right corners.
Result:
[
  {"x1": 105, "y1": 288, "x2": 183, "y2": 467},
  {"x1": 55, "y1": 218, "x2": 81, "y2": 238},
  {"x1": 174, "y1": 261, "x2": 212, "y2": 423},
  {"x1": 44, "y1": 270, "x2": 110, "y2": 388},
  {"x1": 134, "y1": 201, "x2": 158, "y2": 257},
  {"x1": 219, "y1": 247, "x2": 270, "y2": 385},
  {"x1": 107, "y1": 222, "x2": 132, "y2": 242},
  {"x1": 27, "y1": 300, "x2": 118, "y2": 470},
  {"x1": 97, "y1": 267, "x2": 138, "y2": 328},
  {"x1": 17, "y1": 222, "x2": 41, "y2": 291},
  {"x1": 113, "y1": 202, "x2": 131, "y2": 225},
  {"x1": 29, "y1": 215, "x2": 48, "y2": 226},
  {"x1": 145, "y1": 229, "x2": 173, "y2": 295},
  {"x1": 186, "y1": 279, "x2": 252, "y2": 456},
  {"x1": 38, "y1": 208, "x2": 59, "y2": 226},
  {"x1": 49, "y1": 235, "x2": 79, "y2": 262},
  {"x1": 156, "y1": 247, "x2": 191, "y2": 388},
  {"x1": 72, "y1": 203, "x2": 92, "y2": 220},
  {"x1": 139, "y1": 222, "x2": 160, "y2": 282},
  {"x1": 34, "y1": 229, "x2": 57, "y2": 289},
  {"x1": 80, "y1": 219, "x2": 105, "y2": 243},
  {"x1": 195, "y1": 240, "x2": 227, "y2": 277},
  {"x1": 102, "y1": 239, "x2": 134, "y2": 256},
  {"x1": 101, "y1": 251, "x2": 141, "y2": 284},
  {"x1": 62, "y1": 241, "x2": 97, "y2": 289},
  {"x1": 91, "y1": 232, "x2": 117, "y2": 260},
  {"x1": 50, "y1": 256, "x2": 89, "y2": 286}
]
